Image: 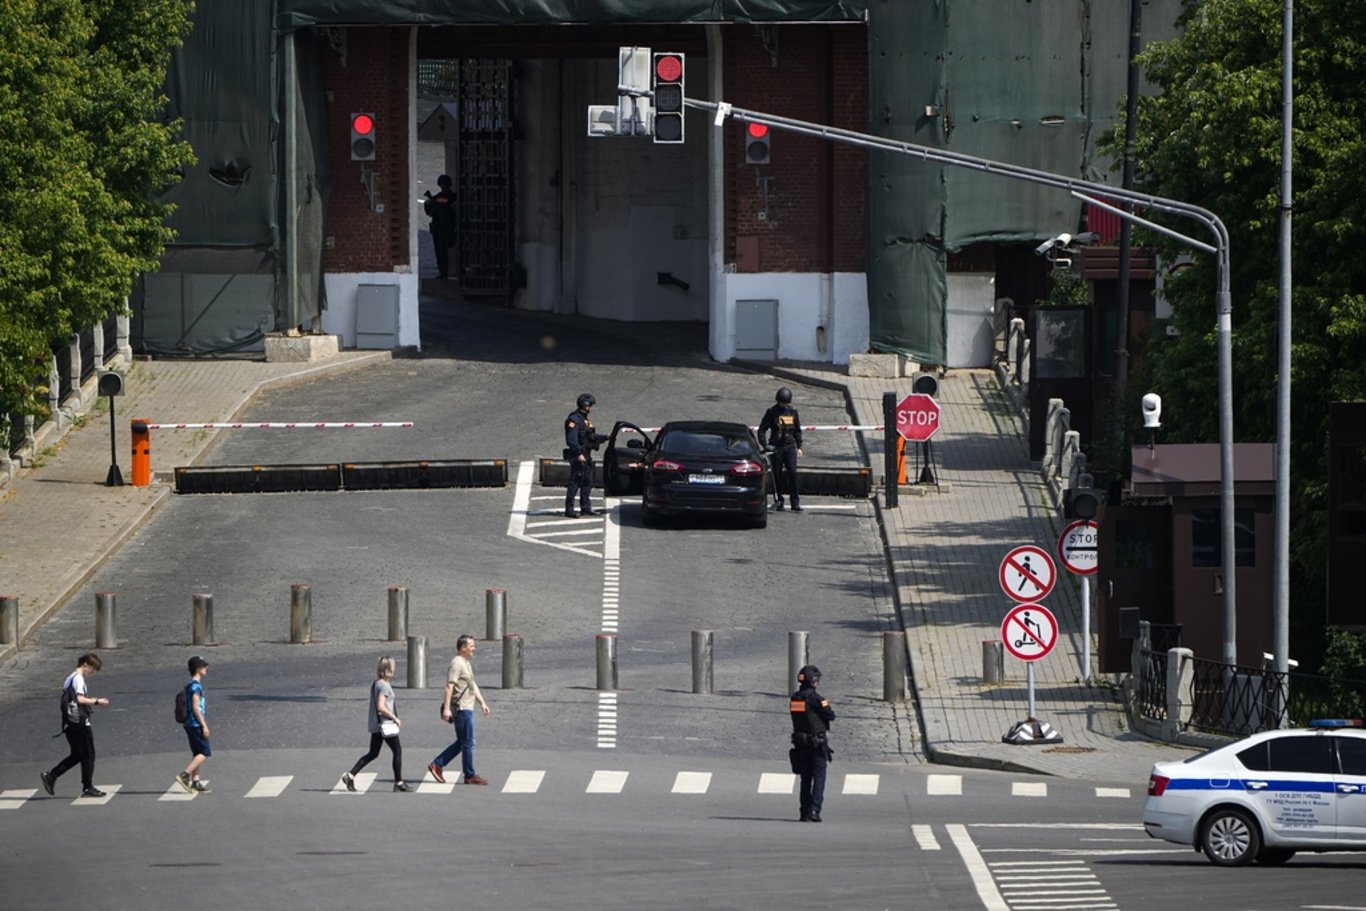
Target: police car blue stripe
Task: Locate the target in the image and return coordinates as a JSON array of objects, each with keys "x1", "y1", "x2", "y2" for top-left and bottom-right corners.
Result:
[{"x1": 1165, "y1": 777, "x2": 1336, "y2": 794}]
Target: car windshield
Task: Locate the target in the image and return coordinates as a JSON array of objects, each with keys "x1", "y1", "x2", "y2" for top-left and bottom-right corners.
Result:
[{"x1": 660, "y1": 431, "x2": 753, "y2": 457}]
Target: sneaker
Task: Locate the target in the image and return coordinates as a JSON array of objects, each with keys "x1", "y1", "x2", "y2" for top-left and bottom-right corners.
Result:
[
  {"x1": 772, "y1": 501, "x2": 785, "y2": 511},
  {"x1": 463, "y1": 774, "x2": 489, "y2": 786},
  {"x1": 80, "y1": 787, "x2": 106, "y2": 799},
  {"x1": 175, "y1": 772, "x2": 193, "y2": 793},
  {"x1": 393, "y1": 781, "x2": 413, "y2": 792},
  {"x1": 427, "y1": 762, "x2": 446, "y2": 784},
  {"x1": 341, "y1": 772, "x2": 357, "y2": 792},
  {"x1": 40, "y1": 771, "x2": 55, "y2": 796},
  {"x1": 191, "y1": 780, "x2": 211, "y2": 793}
]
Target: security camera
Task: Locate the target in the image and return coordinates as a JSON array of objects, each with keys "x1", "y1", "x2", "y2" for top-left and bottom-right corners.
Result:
[
  {"x1": 1033, "y1": 233, "x2": 1072, "y2": 256},
  {"x1": 1141, "y1": 393, "x2": 1162, "y2": 430}
]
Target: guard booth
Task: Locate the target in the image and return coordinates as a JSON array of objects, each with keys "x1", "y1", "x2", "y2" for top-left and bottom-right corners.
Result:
[{"x1": 1096, "y1": 443, "x2": 1276, "y2": 672}]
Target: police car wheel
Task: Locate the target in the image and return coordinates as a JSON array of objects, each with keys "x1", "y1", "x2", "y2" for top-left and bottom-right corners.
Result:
[
  {"x1": 1254, "y1": 847, "x2": 1295, "y2": 866},
  {"x1": 1200, "y1": 807, "x2": 1260, "y2": 866}
]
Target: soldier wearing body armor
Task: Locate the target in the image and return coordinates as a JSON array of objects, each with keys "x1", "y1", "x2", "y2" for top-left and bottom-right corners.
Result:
[
  {"x1": 789, "y1": 664, "x2": 836, "y2": 822},
  {"x1": 564, "y1": 393, "x2": 607, "y2": 518},
  {"x1": 759, "y1": 387, "x2": 804, "y2": 512}
]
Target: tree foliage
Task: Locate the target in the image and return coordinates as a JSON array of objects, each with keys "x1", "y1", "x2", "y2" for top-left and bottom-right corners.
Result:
[
  {"x1": 1120, "y1": 0, "x2": 1366, "y2": 666},
  {"x1": 0, "y1": 0, "x2": 194, "y2": 419}
]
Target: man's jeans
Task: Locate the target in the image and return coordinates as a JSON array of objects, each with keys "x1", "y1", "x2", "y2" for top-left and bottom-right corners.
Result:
[{"x1": 433, "y1": 709, "x2": 476, "y2": 778}]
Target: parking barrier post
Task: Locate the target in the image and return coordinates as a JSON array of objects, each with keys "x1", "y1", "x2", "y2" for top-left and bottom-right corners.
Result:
[
  {"x1": 407, "y1": 635, "x2": 428, "y2": 689},
  {"x1": 130, "y1": 419, "x2": 151, "y2": 487},
  {"x1": 387, "y1": 587, "x2": 408, "y2": 642},
  {"x1": 486, "y1": 588, "x2": 506, "y2": 641},
  {"x1": 883, "y1": 631, "x2": 908, "y2": 701},
  {"x1": 192, "y1": 593, "x2": 215, "y2": 646},
  {"x1": 290, "y1": 583, "x2": 312, "y2": 644},
  {"x1": 1, "y1": 595, "x2": 18, "y2": 647},
  {"x1": 596, "y1": 634, "x2": 618, "y2": 691},
  {"x1": 983, "y1": 640, "x2": 1005, "y2": 684},
  {"x1": 502, "y1": 633, "x2": 524, "y2": 689},
  {"x1": 788, "y1": 630, "x2": 809, "y2": 692},
  {"x1": 692, "y1": 630, "x2": 714, "y2": 695},
  {"x1": 95, "y1": 592, "x2": 116, "y2": 649}
]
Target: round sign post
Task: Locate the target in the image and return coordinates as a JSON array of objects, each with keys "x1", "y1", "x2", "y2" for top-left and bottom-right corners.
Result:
[
  {"x1": 999, "y1": 545, "x2": 1056, "y2": 603},
  {"x1": 999, "y1": 602, "x2": 1064, "y2": 746},
  {"x1": 1058, "y1": 520, "x2": 1099, "y2": 682}
]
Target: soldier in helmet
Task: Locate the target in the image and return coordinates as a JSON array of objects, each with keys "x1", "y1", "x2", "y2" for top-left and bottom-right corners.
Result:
[
  {"x1": 789, "y1": 664, "x2": 836, "y2": 822},
  {"x1": 758, "y1": 386, "x2": 804, "y2": 511},
  {"x1": 563, "y1": 393, "x2": 607, "y2": 518}
]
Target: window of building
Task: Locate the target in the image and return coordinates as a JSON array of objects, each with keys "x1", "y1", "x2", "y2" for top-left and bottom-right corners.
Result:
[{"x1": 1191, "y1": 508, "x2": 1255, "y2": 567}]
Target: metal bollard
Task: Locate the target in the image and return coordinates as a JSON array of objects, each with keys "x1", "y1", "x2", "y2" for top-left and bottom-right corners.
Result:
[
  {"x1": 0, "y1": 595, "x2": 17, "y2": 647},
  {"x1": 692, "y1": 630, "x2": 714, "y2": 695},
  {"x1": 788, "y1": 630, "x2": 809, "y2": 692},
  {"x1": 387, "y1": 586, "x2": 408, "y2": 642},
  {"x1": 596, "y1": 633, "x2": 618, "y2": 691},
  {"x1": 502, "y1": 633, "x2": 524, "y2": 689},
  {"x1": 289, "y1": 583, "x2": 312, "y2": 644},
  {"x1": 407, "y1": 635, "x2": 428, "y2": 689},
  {"x1": 883, "y1": 631, "x2": 908, "y2": 701},
  {"x1": 485, "y1": 588, "x2": 506, "y2": 641},
  {"x1": 95, "y1": 592, "x2": 117, "y2": 649},
  {"x1": 983, "y1": 640, "x2": 1005, "y2": 684},
  {"x1": 192, "y1": 593, "x2": 215, "y2": 646}
]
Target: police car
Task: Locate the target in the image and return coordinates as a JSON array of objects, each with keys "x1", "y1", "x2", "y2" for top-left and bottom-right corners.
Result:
[{"x1": 1142, "y1": 720, "x2": 1366, "y2": 865}]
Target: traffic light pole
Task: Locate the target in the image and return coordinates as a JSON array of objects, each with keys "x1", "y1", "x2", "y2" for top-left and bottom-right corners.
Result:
[{"x1": 682, "y1": 95, "x2": 1239, "y2": 666}]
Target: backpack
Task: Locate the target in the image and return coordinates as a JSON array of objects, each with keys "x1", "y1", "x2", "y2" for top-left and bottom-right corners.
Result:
[
  {"x1": 174, "y1": 687, "x2": 189, "y2": 724},
  {"x1": 61, "y1": 683, "x2": 84, "y2": 730}
]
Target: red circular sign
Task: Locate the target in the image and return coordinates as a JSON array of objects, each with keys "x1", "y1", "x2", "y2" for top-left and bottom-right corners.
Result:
[
  {"x1": 1000, "y1": 603, "x2": 1058, "y2": 662},
  {"x1": 1058, "y1": 520, "x2": 1099, "y2": 575},
  {"x1": 999, "y1": 545, "x2": 1056, "y2": 602},
  {"x1": 896, "y1": 393, "x2": 942, "y2": 442},
  {"x1": 655, "y1": 54, "x2": 683, "y2": 83}
]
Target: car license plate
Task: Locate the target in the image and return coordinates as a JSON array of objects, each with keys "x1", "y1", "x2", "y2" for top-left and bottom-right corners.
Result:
[{"x1": 688, "y1": 474, "x2": 725, "y2": 485}]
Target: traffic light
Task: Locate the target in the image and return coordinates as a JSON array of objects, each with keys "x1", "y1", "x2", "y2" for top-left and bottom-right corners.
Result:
[
  {"x1": 350, "y1": 112, "x2": 376, "y2": 161},
  {"x1": 652, "y1": 52, "x2": 684, "y2": 144},
  {"x1": 1065, "y1": 488, "x2": 1102, "y2": 520},
  {"x1": 744, "y1": 122, "x2": 771, "y2": 164}
]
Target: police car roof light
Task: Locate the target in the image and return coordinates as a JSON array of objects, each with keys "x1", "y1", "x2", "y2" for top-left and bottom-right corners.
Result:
[{"x1": 1308, "y1": 718, "x2": 1364, "y2": 728}]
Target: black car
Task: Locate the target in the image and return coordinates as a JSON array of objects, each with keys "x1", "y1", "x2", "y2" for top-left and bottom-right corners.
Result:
[{"x1": 603, "y1": 420, "x2": 769, "y2": 528}]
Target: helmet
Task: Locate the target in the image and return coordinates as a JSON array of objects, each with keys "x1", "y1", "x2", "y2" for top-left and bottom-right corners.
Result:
[
  {"x1": 796, "y1": 665, "x2": 821, "y2": 685},
  {"x1": 576, "y1": 393, "x2": 595, "y2": 409},
  {"x1": 776, "y1": 387, "x2": 793, "y2": 404}
]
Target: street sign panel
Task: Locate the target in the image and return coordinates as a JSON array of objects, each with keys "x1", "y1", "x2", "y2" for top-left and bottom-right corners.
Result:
[
  {"x1": 999, "y1": 544, "x2": 1056, "y2": 602},
  {"x1": 1058, "y1": 519, "x2": 1099, "y2": 575},
  {"x1": 1001, "y1": 603, "x2": 1058, "y2": 662},
  {"x1": 896, "y1": 393, "x2": 942, "y2": 442}
]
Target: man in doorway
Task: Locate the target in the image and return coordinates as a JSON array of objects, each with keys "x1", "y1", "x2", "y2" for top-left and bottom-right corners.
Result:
[{"x1": 423, "y1": 174, "x2": 457, "y2": 282}]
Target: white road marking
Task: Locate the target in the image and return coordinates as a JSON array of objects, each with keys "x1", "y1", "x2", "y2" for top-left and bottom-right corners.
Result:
[
  {"x1": 73, "y1": 785, "x2": 120, "y2": 805},
  {"x1": 507, "y1": 461, "x2": 602, "y2": 557},
  {"x1": 586, "y1": 770, "x2": 629, "y2": 793},
  {"x1": 597, "y1": 691, "x2": 618, "y2": 749},
  {"x1": 758, "y1": 772, "x2": 796, "y2": 794},
  {"x1": 244, "y1": 776, "x2": 292, "y2": 798},
  {"x1": 912, "y1": 824, "x2": 941, "y2": 850},
  {"x1": 329, "y1": 772, "x2": 376, "y2": 795},
  {"x1": 842, "y1": 773, "x2": 879, "y2": 795},
  {"x1": 159, "y1": 783, "x2": 198, "y2": 802},
  {"x1": 947, "y1": 824, "x2": 1010, "y2": 911},
  {"x1": 1094, "y1": 787, "x2": 1130, "y2": 799},
  {"x1": 416, "y1": 779, "x2": 456, "y2": 795},
  {"x1": 927, "y1": 773, "x2": 962, "y2": 795},
  {"x1": 0, "y1": 788, "x2": 37, "y2": 810},
  {"x1": 1012, "y1": 781, "x2": 1048, "y2": 797},
  {"x1": 502, "y1": 770, "x2": 544, "y2": 794},
  {"x1": 672, "y1": 772, "x2": 712, "y2": 794}
]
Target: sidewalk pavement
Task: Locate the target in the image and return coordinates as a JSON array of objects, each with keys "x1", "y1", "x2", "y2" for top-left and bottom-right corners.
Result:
[{"x1": 0, "y1": 344, "x2": 1196, "y2": 784}]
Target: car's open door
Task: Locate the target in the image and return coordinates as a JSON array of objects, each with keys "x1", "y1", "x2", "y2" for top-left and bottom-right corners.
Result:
[{"x1": 603, "y1": 421, "x2": 653, "y2": 496}]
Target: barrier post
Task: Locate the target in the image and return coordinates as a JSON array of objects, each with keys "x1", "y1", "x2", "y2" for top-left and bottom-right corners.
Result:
[
  {"x1": 788, "y1": 630, "x2": 809, "y2": 692},
  {"x1": 485, "y1": 588, "x2": 506, "y2": 641},
  {"x1": 130, "y1": 419, "x2": 151, "y2": 487},
  {"x1": 502, "y1": 633, "x2": 524, "y2": 689},
  {"x1": 387, "y1": 586, "x2": 408, "y2": 642},
  {"x1": 883, "y1": 631, "x2": 908, "y2": 701},
  {"x1": 289, "y1": 583, "x2": 312, "y2": 644},
  {"x1": 0, "y1": 595, "x2": 18, "y2": 647},
  {"x1": 983, "y1": 640, "x2": 1005, "y2": 684},
  {"x1": 692, "y1": 630, "x2": 714, "y2": 695},
  {"x1": 596, "y1": 634, "x2": 618, "y2": 691},
  {"x1": 95, "y1": 592, "x2": 116, "y2": 649},
  {"x1": 192, "y1": 593, "x2": 215, "y2": 646},
  {"x1": 407, "y1": 635, "x2": 428, "y2": 689},
  {"x1": 882, "y1": 393, "x2": 899, "y2": 508}
]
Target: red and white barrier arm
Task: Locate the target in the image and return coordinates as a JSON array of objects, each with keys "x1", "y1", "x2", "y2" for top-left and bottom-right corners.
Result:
[
  {"x1": 635, "y1": 424, "x2": 884, "y2": 433},
  {"x1": 143, "y1": 421, "x2": 415, "y2": 430}
]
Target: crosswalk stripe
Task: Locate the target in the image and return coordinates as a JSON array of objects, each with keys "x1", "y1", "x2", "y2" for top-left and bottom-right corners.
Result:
[
  {"x1": 758, "y1": 772, "x2": 795, "y2": 794},
  {"x1": 245, "y1": 776, "x2": 293, "y2": 798},
  {"x1": 1012, "y1": 782, "x2": 1048, "y2": 797},
  {"x1": 502, "y1": 770, "x2": 544, "y2": 794},
  {"x1": 1094, "y1": 787, "x2": 1130, "y2": 799},
  {"x1": 671, "y1": 771, "x2": 711, "y2": 794},
  {"x1": 416, "y1": 778, "x2": 456, "y2": 795},
  {"x1": 73, "y1": 784, "x2": 119, "y2": 805},
  {"x1": 330, "y1": 772, "x2": 377, "y2": 795},
  {"x1": 0, "y1": 788, "x2": 37, "y2": 810},
  {"x1": 842, "y1": 774, "x2": 879, "y2": 795},
  {"x1": 586, "y1": 770, "x2": 629, "y2": 793},
  {"x1": 159, "y1": 783, "x2": 197, "y2": 802},
  {"x1": 912, "y1": 824, "x2": 941, "y2": 850},
  {"x1": 927, "y1": 774, "x2": 962, "y2": 796}
]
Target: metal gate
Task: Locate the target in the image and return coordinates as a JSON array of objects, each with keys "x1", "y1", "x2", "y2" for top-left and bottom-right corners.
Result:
[{"x1": 457, "y1": 59, "x2": 514, "y2": 302}]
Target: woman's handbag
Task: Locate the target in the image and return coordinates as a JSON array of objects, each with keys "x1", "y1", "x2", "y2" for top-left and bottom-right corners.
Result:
[{"x1": 379, "y1": 718, "x2": 400, "y2": 738}]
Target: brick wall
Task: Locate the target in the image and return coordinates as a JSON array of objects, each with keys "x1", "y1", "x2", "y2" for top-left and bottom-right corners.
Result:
[
  {"x1": 319, "y1": 27, "x2": 410, "y2": 272},
  {"x1": 725, "y1": 25, "x2": 867, "y2": 274}
]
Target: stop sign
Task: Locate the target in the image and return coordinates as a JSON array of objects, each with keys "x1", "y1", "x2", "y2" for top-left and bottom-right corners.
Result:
[{"x1": 896, "y1": 393, "x2": 942, "y2": 442}]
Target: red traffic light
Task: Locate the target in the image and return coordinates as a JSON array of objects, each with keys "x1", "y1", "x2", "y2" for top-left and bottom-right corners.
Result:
[
  {"x1": 350, "y1": 112, "x2": 375, "y2": 161},
  {"x1": 654, "y1": 53, "x2": 683, "y2": 83},
  {"x1": 352, "y1": 113, "x2": 374, "y2": 136},
  {"x1": 747, "y1": 123, "x2": 769, "y2": 139}
]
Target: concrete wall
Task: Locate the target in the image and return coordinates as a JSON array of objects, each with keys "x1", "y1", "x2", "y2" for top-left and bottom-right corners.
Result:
[{"x1": 716, "y1": 272, "x2": 868, "y2": 364}]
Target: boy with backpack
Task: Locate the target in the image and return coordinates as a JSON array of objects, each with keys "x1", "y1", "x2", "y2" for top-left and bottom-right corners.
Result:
[
  {"x1": 175, "y1": 656, "x2": 212, "y2": 793},
  {"x1": 41, "y1": 653, "x2": 110, "y2": 798}
]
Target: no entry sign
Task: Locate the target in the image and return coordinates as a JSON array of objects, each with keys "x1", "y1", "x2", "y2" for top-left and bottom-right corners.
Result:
[
  {"x1": 1001, "y1": 603, "x2": 1058, "y2": 662},
  {"x1": 999, "y1": 544, "x2": 1056, "y2": 602}
]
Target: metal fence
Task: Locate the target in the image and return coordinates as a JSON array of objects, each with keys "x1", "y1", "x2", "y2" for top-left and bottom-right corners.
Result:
[{"x1": 1136, "y1": 647, "x2": 1168, "y2": 721}]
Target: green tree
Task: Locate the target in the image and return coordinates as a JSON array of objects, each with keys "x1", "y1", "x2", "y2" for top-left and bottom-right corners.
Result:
[
  {"x1": 1121, "y1": 0, "x2": 1366, "y2": 667},
  {"x1": 0, "y1": 0, "x2": 194, "y2": 421}
]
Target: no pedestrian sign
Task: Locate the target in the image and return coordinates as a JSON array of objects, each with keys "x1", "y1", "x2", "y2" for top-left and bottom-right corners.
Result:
[
  {"x1": 999, "y1": 545, "x2": 1056, "y2": 602},
  {"x1": 1058, "y1": 520, "x2": 1099, "y2": 575},
  {"x1": 1001, "y1": 603, "x2": 1058, "y2": 662}
]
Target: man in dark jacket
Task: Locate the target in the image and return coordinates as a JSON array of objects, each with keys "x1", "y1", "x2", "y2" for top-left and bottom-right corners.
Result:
[
  {"x1": 423, "y1": 174, "x2": 457, "y2": 281},
  {"x1": 759, "y1": 386, "x2": 804, "y2": 511},
  {"x1": 564, "y1": 393, "x2": 607, "y2": 518},
  {"x1": 789, "y1": 664, "x2": 836, "y2": 821}
]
